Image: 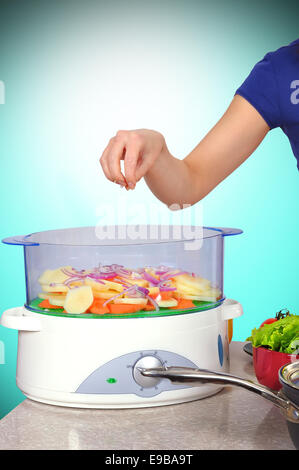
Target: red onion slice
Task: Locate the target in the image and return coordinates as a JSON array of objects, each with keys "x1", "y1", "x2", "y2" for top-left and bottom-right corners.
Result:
[
  {"x1": 158, "y1": 280, "x2": 177, "y2": 292},
  {"x1": 61, "y1": 268, "x2": 85, "y2": 278},
  {"x1": 155, "y1": 265, "x2": 173, "y2": 275},
  {"x1": 85, "y1": 276, "x2": 105, "y2": 285},
  {"x1": 102, "y1": 286, "x2": 136, "y2": 307},
  {"x1": 102, "y1": 285, "x2": 153, "y2": 310},
  {"x1": 160, "y1": 271, "x2": 188, "y2": 281},
  {"x1": 137, "y1": 286, "x2": 150, "y2": 295},
  {"x1": 142, "y1": 272, "x2": 160, "y2": 286},
  {"x1": 64, "y1": 277, "x2": 85, "y2": 286}
]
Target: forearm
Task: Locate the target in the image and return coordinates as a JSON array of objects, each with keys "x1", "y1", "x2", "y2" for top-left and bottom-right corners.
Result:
[
  {"x1": 144, "y1": 145, "x2": 198, "y2": 207},
  {"x1": 145, "y1": 96, "x2": 269, "y2": 207},
  {"x1": 145, "y1": 145, "x2": 224, "y2": 208}
]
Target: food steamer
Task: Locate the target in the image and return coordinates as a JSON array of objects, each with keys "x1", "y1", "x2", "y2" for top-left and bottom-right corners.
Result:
[{"x1": 1, "y1": 225, "x2": 243, "y2": 408}]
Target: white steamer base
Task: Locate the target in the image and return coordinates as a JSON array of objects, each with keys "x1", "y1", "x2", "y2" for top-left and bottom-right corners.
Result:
[
  {"x1": 1, "y1": 299, "x2": 243, "y2": 409},
  {"x1": 18, "y1": 381, "x2": 223, "y2": 409}
]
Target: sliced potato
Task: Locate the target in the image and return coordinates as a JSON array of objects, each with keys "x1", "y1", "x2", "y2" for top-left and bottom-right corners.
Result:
[
  {"x1": 208, "y1": 287, "x2": 222, "y2": 299},
  {"x1": 86, "y1": 278, "x2": 124, "y2": 292},
  {"x1": 93, "y1": 290, "x2": 121, "y2": 299},
  {"x1": 49, "y1": 294, "x2": 67, "y2": 307},
  {"x1": 50, "y1": 267, "x2": 71, "y2": 284},
  {"x1": 67, "y1": 280, "x2": 85, "y2": 288},
  {"x1": 181, "y1": 294, "x2": 217, "y2": 301},
  {"x1": 64, "y1": 286, "x2": 93, "y2": 314},
  {"x1": 38, "y1": 292, "x2": 50, "y2": 300},
  {"x1": 148, "y1": 287, "x2": 160, "y2": 296},
  {"x1": 38, "y1": 269, "x2": 54, "y2": 285},
  {"x1": 117, "y1": 278, "x2": 149, "y2": 288},
  {"x1": 174, "y1": 274, "x2": 211, "y2": 289},
  {"x1": 175, "y1": 286, "x2": 202, "y2": 296},
  {"x1": 113, "y1": 297, "x2": 148, "y2": 305},
  {"x1": 174, "y1": 280, "x2": 213, "y2": 297},
  {"x1": 41, "y1": 283, "x2": 70, "y2": 293},
  {"x1": 157, "y1": 299, "x2": 178, "y2": 308},
  {"x1": 38, "y1": 266, "x2": 73, "y2": 286}
]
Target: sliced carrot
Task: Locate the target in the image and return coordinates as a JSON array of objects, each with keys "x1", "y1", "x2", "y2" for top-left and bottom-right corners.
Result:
[
  {"x1": 38, "y1": 299, "x2": 63, "y2": 310},
  {"x1": 86, "y1": 299, "x2": 110, "y2": 315},
  {"x1": 143, "y1": 304, "x2": 155, "y2": 311},
  {"x1": 108, "y1": 303, "x2": 146, "y2": 314},
  {"x1": 170, "y1": 299, "x2": 195, "y2": 310},
  {"x1": 160, "y1": 291, "x2": 174, "y2": 300},
  {"x1": 90, "y1": 306, "x2": 110, "y2": 315},
  {"x1": 149, "y1": 291, "x2": 174, "y2": 301}
]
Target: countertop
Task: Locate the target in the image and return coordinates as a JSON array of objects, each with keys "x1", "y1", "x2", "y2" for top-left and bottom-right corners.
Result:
[{"x1": 0, "y1": 342, "x2": 295, "y2": 450}]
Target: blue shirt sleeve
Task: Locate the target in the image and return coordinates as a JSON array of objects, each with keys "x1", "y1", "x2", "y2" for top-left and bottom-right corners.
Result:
[{"x1": 235, "y1": 53, "x2": 282, "y2": 130}]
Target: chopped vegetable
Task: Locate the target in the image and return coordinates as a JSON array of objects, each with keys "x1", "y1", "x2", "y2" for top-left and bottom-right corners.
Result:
[
  {"x1": 38, "y1": 299, "x2": 63, "y2": 310},
  {"x1": 36, "y1": 263, "x2": 221, "y2": 315},
  {"x1": 64, "y1": 286, "x2": 93, "y2": 314},
  {"x1": 114, "y1": 298, "x2": 148, "y2": 305},
  {"x1": 170, "y1": 299, "x2": 195, "y2": 310},
  {"x1": 88, "y1": 299, "x2": 110, "y2": 315},
  {"x1": 109, "y1": 304, "x2": 147, "y2": 314},
  {"x1": 247, "y1": 313, "x2": 299, "y2": 353},
  {"x1": 159, "y1": 291, "x2": 175, "y2": 301},
  {"x1": 143, "y1": 304, "x2": 155, "y2": 311}
]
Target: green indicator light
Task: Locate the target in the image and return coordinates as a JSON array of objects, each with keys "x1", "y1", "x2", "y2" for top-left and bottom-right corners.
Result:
[{"x1": 106, "y1": 377, "x2": 117, "y2": 384}]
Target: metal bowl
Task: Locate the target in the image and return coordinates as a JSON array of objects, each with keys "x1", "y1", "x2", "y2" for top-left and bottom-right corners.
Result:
[{"x1": 279, "y1": 361, "x2": 299, "y2": 449}]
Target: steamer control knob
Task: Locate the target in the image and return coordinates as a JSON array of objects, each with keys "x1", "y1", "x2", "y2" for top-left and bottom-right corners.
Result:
[{"x1": 133, "y1": 356, "x2": 164, "y2": 388}]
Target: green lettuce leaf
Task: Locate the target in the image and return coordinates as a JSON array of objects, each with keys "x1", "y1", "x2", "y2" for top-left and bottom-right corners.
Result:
[
  {"x1": 247, "y1": 315, "x2": 299, "y2": 353},
  {"x1": 284, "y1": 336, "x2": 299, "y2": 354}
]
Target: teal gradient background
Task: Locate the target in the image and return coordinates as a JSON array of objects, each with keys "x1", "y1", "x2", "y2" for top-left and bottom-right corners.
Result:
[{"x1": 0, "y1": 0, "x2": 299, "y2": 419}]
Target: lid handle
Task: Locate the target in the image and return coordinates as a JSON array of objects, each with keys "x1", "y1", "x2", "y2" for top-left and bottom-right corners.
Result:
[
  {"x1": 2, "y1": 236, "x2": 39, "y2": 246},
  {"x1": 213, "y1": 227, "x2": 243, "y2": 237}
]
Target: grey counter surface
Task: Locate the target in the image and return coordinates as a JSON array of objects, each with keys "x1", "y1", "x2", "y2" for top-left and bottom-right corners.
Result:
[{"x1": 0, "y1": 342, "x2": 295, "y2": 450}]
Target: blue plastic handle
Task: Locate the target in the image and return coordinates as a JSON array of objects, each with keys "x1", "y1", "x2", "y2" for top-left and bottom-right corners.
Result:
[
  {"x1": 205, "y1": 227, "x2": 243, "y2": 237},
  {"x1": 219, "y1": 227, "x2": 243, "y2": 237},
  {"x1": 2, "y1": 235, "x2": 39, "y2": 246}
]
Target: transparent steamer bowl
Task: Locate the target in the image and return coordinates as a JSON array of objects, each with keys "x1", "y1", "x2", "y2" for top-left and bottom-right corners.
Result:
[{"x1": 2, "y1": 225, "x2": 243, "y2": 318}]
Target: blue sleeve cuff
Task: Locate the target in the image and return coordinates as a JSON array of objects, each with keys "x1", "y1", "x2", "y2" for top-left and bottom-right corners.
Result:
[{"x1": 235, "y1": 90, "x2": 275, "y2": 130}]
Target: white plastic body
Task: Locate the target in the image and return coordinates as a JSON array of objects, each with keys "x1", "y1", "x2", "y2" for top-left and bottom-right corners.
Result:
[{"x1": 1, "y1": 299, "x2": 243, "y2": 408}]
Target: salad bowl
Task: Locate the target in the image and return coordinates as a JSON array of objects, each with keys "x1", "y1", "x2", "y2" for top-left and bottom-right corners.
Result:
[
  {"x1": 253, "y1": 346, "x2": 299, "y2": 390},
  {"x1": 248, "y1": 312, "x2": 299, "y2": 390}
]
